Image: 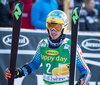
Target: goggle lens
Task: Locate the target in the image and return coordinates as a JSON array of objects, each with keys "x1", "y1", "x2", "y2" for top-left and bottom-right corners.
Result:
[{"x1": 47, "y1": 23, "x2": 62, "y2": 31}]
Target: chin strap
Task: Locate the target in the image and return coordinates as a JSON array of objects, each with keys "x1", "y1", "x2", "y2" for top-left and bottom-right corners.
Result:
[{"x1": 48, "y1": 34, "x2": 65, "y2": 48}]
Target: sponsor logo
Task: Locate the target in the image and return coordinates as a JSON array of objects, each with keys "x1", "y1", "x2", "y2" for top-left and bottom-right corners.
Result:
[
  {"x1": 46, "y1": 50, "x2": 59, "y2": 55},
  {"x1": 64, "y1": 44, "x2": 69, "y2": 49},
  {"x1": 2, "y1": 34, "x2": 29, "y2": 47},
  {"x1": 72, "y1": 7, "x2": 79, "y2": 24},
  {"x1": 14, "y1": 74, "x2": 100, "y2": 85},
  {"x1": 82, "y1": 38, "x2": 100, "y2": 51},
  {"x1": 14, "y1": 3, "x2": 22, "y2": 20}
]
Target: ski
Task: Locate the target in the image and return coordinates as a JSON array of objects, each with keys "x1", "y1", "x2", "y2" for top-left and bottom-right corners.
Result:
[
  {"x1": 69, "y1": 3, "x2": 83, "y2": 85},
  {"x1": 8, "y1": 1, "x2": 23, "y2": 85}
]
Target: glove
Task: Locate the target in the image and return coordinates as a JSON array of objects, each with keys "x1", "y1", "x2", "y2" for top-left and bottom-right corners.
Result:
[
  {"x1": 5, "y1": 68, "x2": 11, "y2": 79},
  {"x1": 5, "y1": 68, "x2": 24, "y2": 79},
  {"x1": 76, "y1": 81, "x2": 86, "y2": 85}
]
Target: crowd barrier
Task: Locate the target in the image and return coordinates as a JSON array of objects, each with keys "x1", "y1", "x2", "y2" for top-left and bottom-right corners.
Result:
[{"x1": 0, "y1": 28, "x2": 100, "y2": 85}]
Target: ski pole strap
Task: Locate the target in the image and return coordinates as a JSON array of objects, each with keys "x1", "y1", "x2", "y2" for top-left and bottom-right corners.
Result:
[
  {"x1": 14, "y1": 64, "x2": 32, "y2": 78},
  {"x1": 14, "y1": 68, "x2": 25, "y2": 78}
]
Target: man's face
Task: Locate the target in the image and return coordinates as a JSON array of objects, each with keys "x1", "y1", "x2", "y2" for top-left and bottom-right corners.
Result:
[
  {"x1": 48, "y1": 29, "x2": 62, "y2": 40},
  {"x1": 86, "y1": 0, "x2": 95, "y2": 10},
  {"x1": 49, "y1": 29, "x2": 61, "y2": 40},
  {"x1": 47, "y1": 23, "x2": 62, "y2": 40}
]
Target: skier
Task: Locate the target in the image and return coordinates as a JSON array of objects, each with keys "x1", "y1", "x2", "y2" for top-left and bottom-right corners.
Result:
[{"x1": 5, "y1": 10, "x2": 91, "y2": 85}]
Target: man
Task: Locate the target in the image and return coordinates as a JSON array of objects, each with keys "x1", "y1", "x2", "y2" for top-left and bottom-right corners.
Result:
[
  {"x1": 31, "y1": 0, "x2": 58, "y2": 29},
  {"x1": 79, "y1": 0, "x2": 99, "y2": 31},
  {"x1": 5, "y1": 10, "x2": 91, "y2": 85}
]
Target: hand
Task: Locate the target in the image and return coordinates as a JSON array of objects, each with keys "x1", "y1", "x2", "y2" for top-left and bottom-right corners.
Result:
[
  {"x1": 5, "y1": 68, "x2": 11, "y2": 79},
  {"x1": 5, "y1": 67, "x2": 24, "y2": 80},
  {"x1": 76, "y1": 81, "x2": 86, "y2": 85}
]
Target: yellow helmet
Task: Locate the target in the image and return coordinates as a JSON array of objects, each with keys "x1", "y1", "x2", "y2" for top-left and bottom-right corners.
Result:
[{"x1": 46, "y1": 10, "x2": 68, "y2": 30}]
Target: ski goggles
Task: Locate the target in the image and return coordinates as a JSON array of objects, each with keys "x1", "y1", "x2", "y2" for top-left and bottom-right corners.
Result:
[{"x1": 47, "y1": 23, "x2": 62, "y2": 31}]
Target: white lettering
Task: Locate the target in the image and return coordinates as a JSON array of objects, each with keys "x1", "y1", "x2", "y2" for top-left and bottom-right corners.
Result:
[
  {"x1": 2, "y1": 34, "x2": 29, "y2": 47},
  {"x1": 13, "y1": 75, "x2": 100, "y2": 85},
  {"x1": 82, "y1": 38, "x2": 100, "y2": 51},
  {"x1": 85, "y1": 42, "x2": 100, "y2": 47},
  {"x1": 6, "y1": 38, "x2": 12, "y2": 43}
]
